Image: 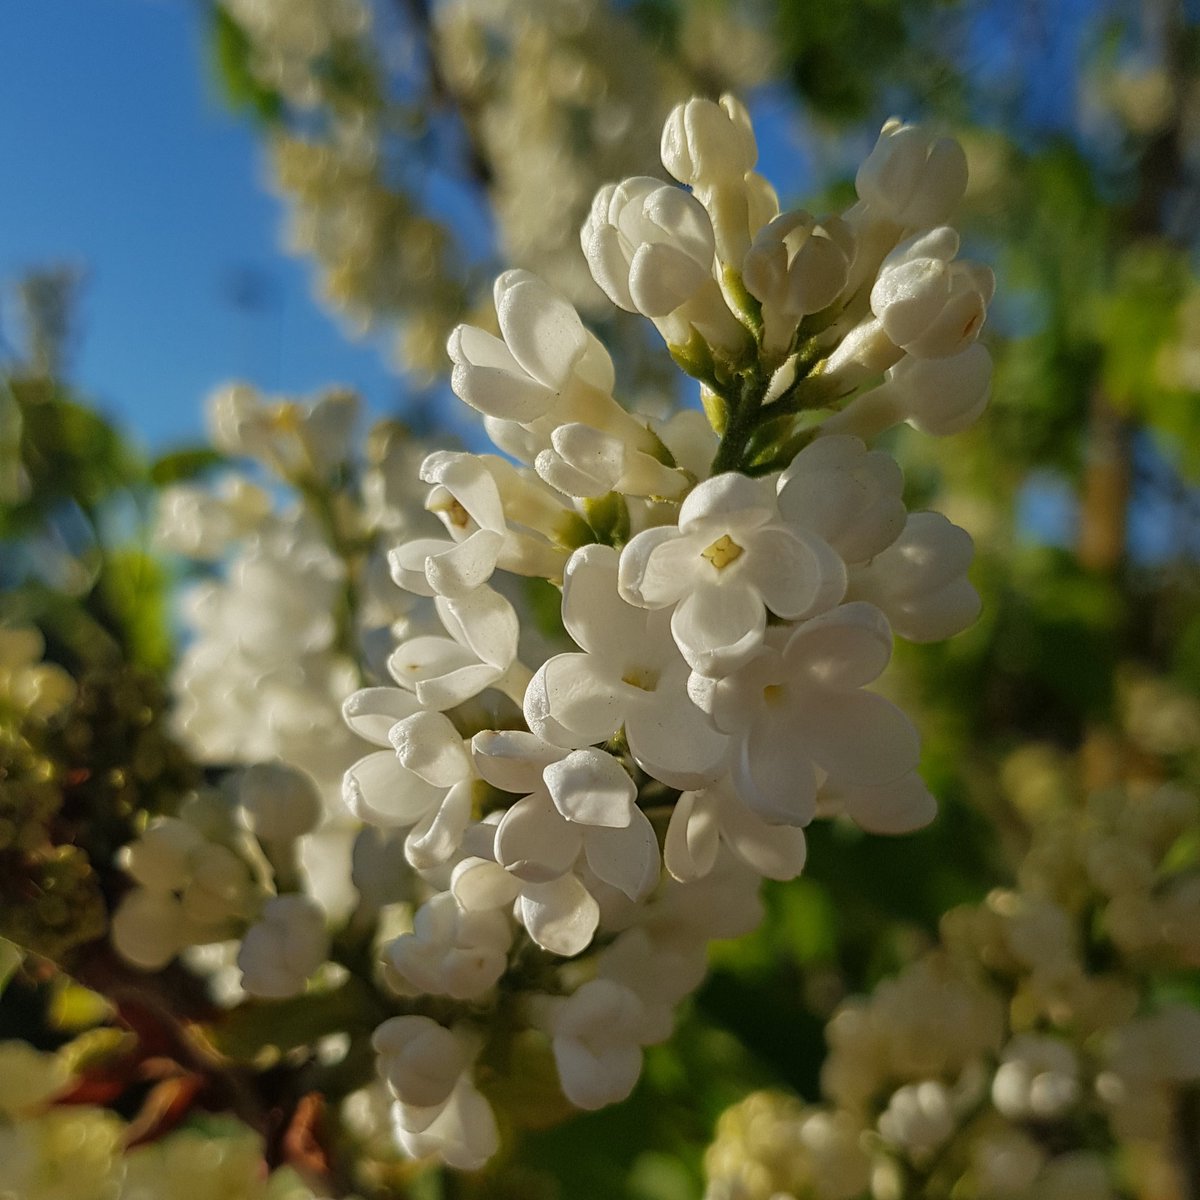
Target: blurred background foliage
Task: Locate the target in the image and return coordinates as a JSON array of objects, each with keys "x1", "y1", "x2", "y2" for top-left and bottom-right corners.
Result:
[{"x1": 2, "y1": 0, "x2": 1200, "y2": 1197}]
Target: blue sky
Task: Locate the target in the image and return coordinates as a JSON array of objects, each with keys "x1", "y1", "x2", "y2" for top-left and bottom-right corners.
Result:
[{"x1": 0, "y1": 0, "x2": 402, "y2": 450}]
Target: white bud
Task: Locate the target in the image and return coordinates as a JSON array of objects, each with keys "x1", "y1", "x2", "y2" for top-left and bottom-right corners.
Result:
[
  {"x1": 871, "y1": 228, "x2": 994, "y2": 359},
  {"x1": 856, "y1": 118, "x2": 968, "y2": 229},
  {"x1": 373, "y1": 1016, "x2": 469, "y2": 1109},
  {"x1": 661, "y1": 94, "x2": 757, "y2": 187},
  {"x1": 237, "y1": 894, "x2": 328, "y2": 999},
  {"x1": 238, "y1": 762, "x2": 323, "y2": 843},
  {"x1": 743, "y1": 211, "x2": 853, "y2": 356}
]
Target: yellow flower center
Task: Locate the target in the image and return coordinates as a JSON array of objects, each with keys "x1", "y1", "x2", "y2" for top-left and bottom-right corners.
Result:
[
  {"x1": 701, "y1": 533, "x2": 743, "y2": 571},
  {"x1": 622, "y1": 667, "x2": 660, "y2": 692}
]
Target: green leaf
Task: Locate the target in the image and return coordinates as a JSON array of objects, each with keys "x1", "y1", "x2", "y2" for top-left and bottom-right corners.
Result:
[
  {"x1": 208, "y1": 4, "x2": 284, "y2": 122},
  {"x1": 149, "y1": 447, "x2": 225, "y2": 487}
]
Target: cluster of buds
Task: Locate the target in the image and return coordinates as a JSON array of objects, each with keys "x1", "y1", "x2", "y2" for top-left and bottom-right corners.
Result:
[
  {"x1": 337, "y1": 96, "x2": 995, "y2": 1168},
  {"x1": 705, "y1": 779, "x2": 1200, "y2": 1200}
]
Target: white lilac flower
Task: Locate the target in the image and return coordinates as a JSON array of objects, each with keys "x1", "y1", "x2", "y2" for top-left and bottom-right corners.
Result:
[
  {"x1": 846, "y1": 511, "x2": 980, "y2": 643},
  {"x1": 619, "y1": 472, "x2": 846, "y2": 677},
  {"x1": 155, "y1": 474, "x2": 272, "y2": 561},
  {"x1": 111, "y1": 810, "x2": 263, "y2": 971},
  {"x1": 664, "y1": 778, "x2": 808, "y2": 883},
  {"x1": 534, "y1": 422, "x2": 690, "y2": 501},
  {"x1": 374, "y1": 1016, "x2": 469, "y2": 1110},
  {"x1": 392, "y1": 1074, "x2": 500, "y2": 1172},
  {"x1": 448, "y1": 270, "x2": 653, "y2": 460},
  {"x1": 474, "y1": 733, "x2": 660, "y2": 903},
  {"x1": 595, "y1": 926, "x2": 710, "y2": 1044},
  {"x1": 542, "y1": 978, "x2": 645, "y2": 1110},
  {"x1": 870, "y1": 227, "x2": 995, "y2": 360},
  {"x1": 452, "y1": 854, "x2": 600, "y2": 957},
  {"x1": 389, "y1": 450, "x2": 565, "y2": 598},
  {"x1": 991, "y1": 1035, "x2": 1082, "y2": 1120},
  {"x1": 385, "y1": 586, "x2": 528, "y2": 710},
  {"x1": 817, "y1": 770, "x2": 938, "y2": 835},
  {"x1": 877, "y1": 1080, "x2": 957, "y2": 1162},
  {"x1": 694, "y1": 603, "x2": 920, "y2": 825},
  {"x1": 236, "y1": 762, "x2": 324, "y2": 844},
  {"x1": 237, "y1": 894, "x2": 329, "y2": 999},
  {"x1": 341, "y1": 690, "x2": 476, "y2": 869},
  {"x1": 525, "y1": 544, "x2": 728, "y2": 788},
  {"x1": 382, "y1": 892, "x2": 511, "y2": 1001},
  {"x1": 776, "y1": 435, "x2": 907, "y2": 567}
]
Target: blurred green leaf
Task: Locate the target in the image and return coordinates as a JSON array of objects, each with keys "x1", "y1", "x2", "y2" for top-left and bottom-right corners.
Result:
[{"x1": 149, "y1": 447, "x2": 225, "y2": 487}]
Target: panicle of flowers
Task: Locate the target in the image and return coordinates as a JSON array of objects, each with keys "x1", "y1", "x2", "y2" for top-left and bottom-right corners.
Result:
[
  {"x1": 337, "y1": 96, "x2": 996, "y2": 1170},
  {"x1": 115, "y1": 384, "x2": 436, "y2": 997},
  {"x1": 703, "y1": 774, "x2": 1200, "y2": 1200}
]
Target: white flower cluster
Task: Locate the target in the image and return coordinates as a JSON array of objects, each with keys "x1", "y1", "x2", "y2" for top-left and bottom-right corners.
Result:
[
  {"x1": 704, "y1": 780, "x2": 1200, "y2": 1200},
  {"x1": 343, "y1": 98, "x2": 994, "y2": 1169},
  {"x1": 161, "y1": 386, "x2": 434, "y2": 920}
]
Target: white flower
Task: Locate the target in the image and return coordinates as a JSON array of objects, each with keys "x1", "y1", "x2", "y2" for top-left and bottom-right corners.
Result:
[
  {"x1": 112, "y1": 811, "x2": 262, "y2": 970},
  {"x1": 664, "y1": 778, "x2": 808, "y2": 883},
  {"x1": 342, "y1": 689, "x2": 476, "y2": 869},
  {"x1": 237, "y1": 762, "x2": 323, "y2": 844},
  {"x1": 870, "y1": 227, "x2": 995, "y2": 359},
  {"x1": 877, "y1": 1080, "x2": 956, "y2": 1162},
  {"x1": 384, "y1": 586, "x2": 527, "y2": 710},
  {"x1": 390, "y1": 451, "x2": 565, "y2": 598},
  {"x1": 619, "y1": 473, "x2": 846, "y2": 677},
  {"x1": 525, "y1": 544, "x2": 728, "y2": 788},
  {"x1": 448, "y1": 270, "x2": 589, "y2": 424},
  {"x1": 533, "y1": 422, "x2": 689, "y2": 500},
  {"x1": 382, "y1": 892, "x2": 511, "y2": 1001},
  {"x1": 776, "y1": 435, "x2": 907, "y2": 566},
  {"x1": 543, "y1": 979, "x2": 645, "y2": 1110},
  {"x1": 475, "y1": 734, "x2": 660, "y2": 902},
  {"x1": 661, "y1": 95, "x2": 758, "y2": 189},
  {"x1": 452, "y1": 854, "x2": 600, "y2": 958},
  {"x1": 595, "y1": 926, "x2": 710, "y2": 1044},
  {"x1": 846, "y1": 511, "x2": 980, "y2": 643},
  {"x1": 392, "y1": 1075, "x2": 499, "y2": 1171},
  {"x1": 374, "y1": 1016, "x2": 468, "y2": 1110},
  {"x1": 992, "y1": 1035, "x2": 1081, "y2": 1120},
  {"x1": 817, "y1": 770, "x2": 938, "y2": 835},
  {"x1": 237, "y1": 894, "x2": 328, "y2": 999},
  {"x1": 582, "y1": 176, "x2": 746, "y2": 354},
  {"x1": 155, "y1": 474, "x2": 271, "y2": 561},
  {"x1": 584, "y1": 177, "x2": 716, "y2": 316},
  {"x1": 696, "y1": 603, "x2": 920, "y2": 825},
  {"x1": 855, "y1": 118, "x2": 969, "y2": 230}
]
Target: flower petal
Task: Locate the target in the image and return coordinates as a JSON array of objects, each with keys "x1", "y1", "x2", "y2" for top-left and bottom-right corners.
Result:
[
  {"x1": 544, "y1": 749, "x2": 635, "y2": 828},
  {"x1": 583, "y1": 808, "x2": 660, "y2": 900},
  {"x1": 519, "y1": 875, "x2": 600, "y2": 956},
  {"x1": 342, "y1": 687, "x2": 424, "y2": 746}
]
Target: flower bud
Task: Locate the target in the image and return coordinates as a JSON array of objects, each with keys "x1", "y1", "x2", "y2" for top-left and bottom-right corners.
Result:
[
  {"x1": 238, "y1": 762, "x2": 323, "y2": 843},
  {"x1": 871, "y1": 228, "x2": 994, "y2": 359},
  {"x1": 660, "y1": 95, "x2": 757, "y2": 187},
  {"x1": 237, "y1": 894, "x2": 328, "y2": 999},
  {"x1": 856, "y1": 118, "x2": 969, "y2": 229}
]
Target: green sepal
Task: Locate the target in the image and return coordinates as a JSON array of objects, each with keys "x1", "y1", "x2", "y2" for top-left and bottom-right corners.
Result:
[{"x1": 583, "y1": 492, "x2": 631, "y2": 548}]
